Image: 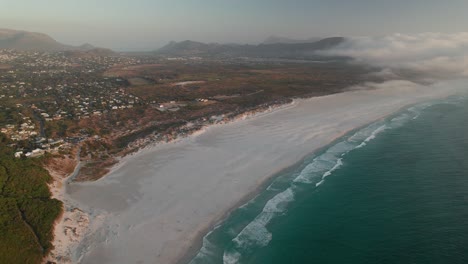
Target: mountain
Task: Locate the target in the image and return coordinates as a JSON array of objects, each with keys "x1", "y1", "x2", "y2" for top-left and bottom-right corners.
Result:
[
  {"x1": 262, "y1": 36, "x2": 323, "y2": 45},
  {"x1": 0, "y1": 28, "x2": 110, "y2": 52},
  {"x1": 0, "y1": 28, "x2": 71, "y2": 51},
  {"x1": 155, "y1": 37, "x2": 346, "y2": 59}
]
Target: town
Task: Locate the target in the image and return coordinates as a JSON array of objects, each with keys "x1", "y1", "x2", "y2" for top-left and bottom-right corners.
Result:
[{"x1": 0, "y1": 49, "x2": 147, "y2": 158}]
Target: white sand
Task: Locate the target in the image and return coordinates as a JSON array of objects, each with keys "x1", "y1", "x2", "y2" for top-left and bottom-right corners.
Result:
[
  {"x1": 65, "y1": 80, "x2": 465, "y2": 264},
  {"x1": 45, "y1": 161, "x2": 98, "y2": 264}
]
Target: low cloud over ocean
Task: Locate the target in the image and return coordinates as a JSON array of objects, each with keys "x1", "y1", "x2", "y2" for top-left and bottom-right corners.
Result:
[{"x1": 320, "y1": 33, "x2": 468, "y2": 79}]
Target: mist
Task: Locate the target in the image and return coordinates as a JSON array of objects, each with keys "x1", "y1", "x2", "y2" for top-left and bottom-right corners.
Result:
[{"x1": 319, "y1": 32, "x2": 468, "y2": 80}]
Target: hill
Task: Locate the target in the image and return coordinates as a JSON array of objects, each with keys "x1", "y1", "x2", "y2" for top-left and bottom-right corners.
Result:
[
  {"x1": 155, "y1": 37, "x2": 346, "y2": 59},
  {"x1": 0, "y1": 28, "x2": 109, "y2": 52}
]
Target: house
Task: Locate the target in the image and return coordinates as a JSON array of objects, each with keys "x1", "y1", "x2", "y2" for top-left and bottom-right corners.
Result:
[{"x1": 30, "y1": 149, "x2": 45, "y2": 157}]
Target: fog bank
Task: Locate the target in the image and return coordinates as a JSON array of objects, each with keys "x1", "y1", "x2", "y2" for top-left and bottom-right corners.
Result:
[{"x1": 320, "y1": 33, "x2": 468, "y2": 79}]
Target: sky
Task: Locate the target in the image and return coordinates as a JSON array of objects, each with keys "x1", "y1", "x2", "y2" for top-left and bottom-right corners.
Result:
[{"x1": 1, "y1": 0, "x2": 468, "y2": 51}]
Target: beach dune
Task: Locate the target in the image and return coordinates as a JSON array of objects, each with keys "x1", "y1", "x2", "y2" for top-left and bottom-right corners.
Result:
[{"x1": 66, "y1": 80, "x2": 462, "y2": 264}]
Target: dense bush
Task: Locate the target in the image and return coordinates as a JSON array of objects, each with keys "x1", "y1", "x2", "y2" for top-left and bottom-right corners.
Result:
[{"x1": 0, "y1": 136, "x2": 62, "y2": 263}]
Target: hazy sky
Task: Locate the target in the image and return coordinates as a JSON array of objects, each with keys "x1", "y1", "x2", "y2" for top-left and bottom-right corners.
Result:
[{"x1": 1, "y1": 0, "x2": 467, "y2": 51}]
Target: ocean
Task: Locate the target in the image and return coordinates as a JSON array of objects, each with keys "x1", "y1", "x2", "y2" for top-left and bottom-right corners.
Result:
[{"x1": 189, "y1": 94, "x2": 468, "y2": 264}]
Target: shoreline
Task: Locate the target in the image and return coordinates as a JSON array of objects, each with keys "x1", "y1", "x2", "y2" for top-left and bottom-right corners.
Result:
[
  {"x1": 57, "y1": 79, "x2": 465, "y2": 264},
  {"x1": 175, "y1": 127, "x2": 357, "y2": 264},
  {"x1": 175, "y1": 101, "x2": 421, "y2": 264},
  {"x1": 171, "y1": 84, "x2": 466, "y2": 264}
]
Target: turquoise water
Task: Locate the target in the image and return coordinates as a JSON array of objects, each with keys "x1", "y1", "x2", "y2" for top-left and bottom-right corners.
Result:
[{"x1": 190, "y1": 95, "x2": 468, "y2": 264}]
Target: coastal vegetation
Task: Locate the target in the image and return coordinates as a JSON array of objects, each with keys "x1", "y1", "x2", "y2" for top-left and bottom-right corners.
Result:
[{"x1": 0, "y1": 134, "x2": 62, "y2": 264}]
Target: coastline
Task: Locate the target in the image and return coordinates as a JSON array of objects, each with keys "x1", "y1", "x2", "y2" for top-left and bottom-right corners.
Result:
[
  {"x1": 56, "y1": 79, "x2": 465, "y2": 264},
  {"x1": 212, "y1": 90, "x2": 468, "y2": 264},
  {"x1": 175, "y1": 100, "x2": 432, "y2": 264},
  {"x1": 173, "y1": 81, "x2": 466, "y2": 264},
  {"x1": 45, "y1": 97, "x2": 299, "y2": 263},
  {"x1": 174, "y1": 127, "x2": 356, "y2": 264}
]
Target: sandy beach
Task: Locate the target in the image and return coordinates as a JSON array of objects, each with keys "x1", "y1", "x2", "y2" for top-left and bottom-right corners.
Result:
[{"x1": 58, "y1": 80, "x2": 464, "y2": 264}]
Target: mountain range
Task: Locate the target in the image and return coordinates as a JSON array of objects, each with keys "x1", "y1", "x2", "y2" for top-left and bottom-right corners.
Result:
[
  {"x1": 155, "y1": 37, "x2": 345, "y2": 59},
  {"x1": 0, "y1": 28, "x2": 345, "y2": 59}
]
